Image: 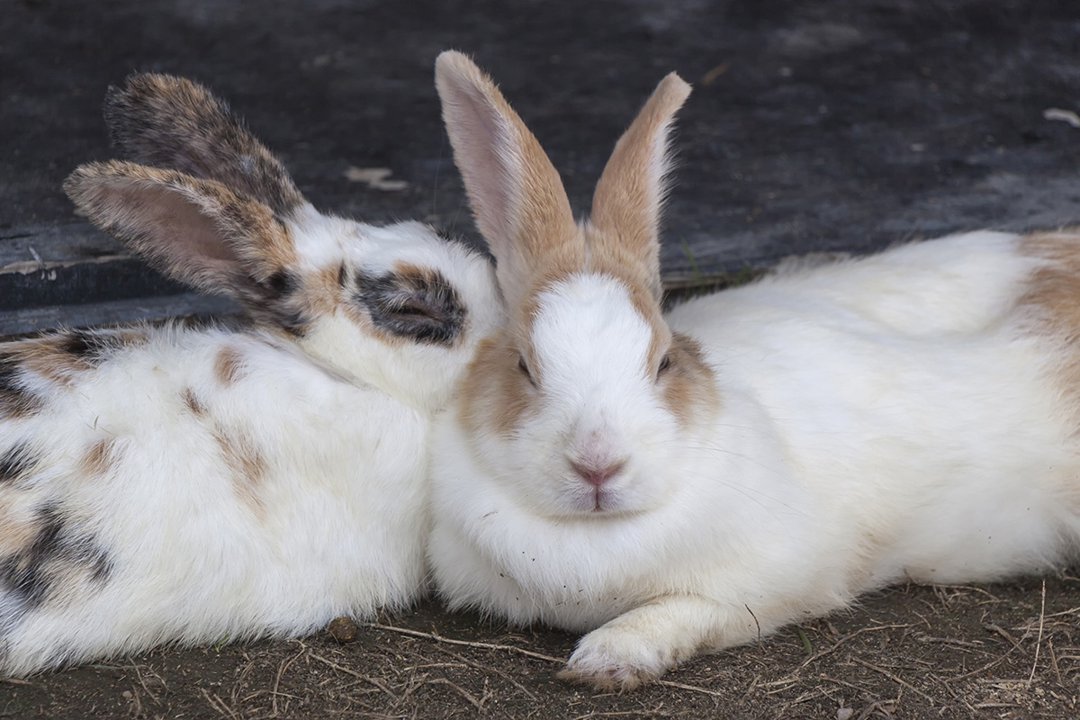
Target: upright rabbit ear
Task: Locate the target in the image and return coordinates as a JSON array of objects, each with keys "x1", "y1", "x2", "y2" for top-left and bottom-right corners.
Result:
[
  {"x1": 589, "y1": 74, "x2": 691, "y2": 300},
  {"x1": 434, "y1": 51, "x2": 579, "y2": 306},
  {"x1": 64, "y1": 161, "x2": 302, "y2": 330},
  {"x1": 104, "y1": 73, "x2": 306, "y2": 217}
]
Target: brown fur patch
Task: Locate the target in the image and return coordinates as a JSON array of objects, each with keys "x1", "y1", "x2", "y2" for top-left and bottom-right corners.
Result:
[
  {"x1": 105, "y1": 73, "x2": 306, "y2": 216},
  {"x1": 212, "y1": 426, "x2": 267, "y2": 516},
  {"x1": 661, "y1": 333, "x2": 720, "y2": 429},
  {"x1": 214, "y1": 346, "x2": 246, "y2": 386},
  {"x1": 459, "y1": 337, "x2": 533, "y2": 436},
  {"x1": 181, "y1": 387, "x2": 207, "y2": 416},
  {"x1": 1019, "y1": 231, "x2": 1080, "y2": 408},
  {"x1": 0, "y1": 501, "x2": 41, "y2": 558},
  {"x1": 81, "y1": 438, "x2": 119, "y2": 477}
]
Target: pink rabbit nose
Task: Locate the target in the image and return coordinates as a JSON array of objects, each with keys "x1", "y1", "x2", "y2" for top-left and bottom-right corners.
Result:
[{"x1": 570, "y1": 458, "x2": 626, "y2": 488}]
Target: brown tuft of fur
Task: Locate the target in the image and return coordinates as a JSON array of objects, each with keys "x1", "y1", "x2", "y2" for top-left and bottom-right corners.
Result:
[
  {"x1": 212, "y1": 426, "x2": 267, "y2": 517},
  {"x1": 81, "y1": 438, "x2": 120, "y2": 477},
  {"x1": 214, "y1": 346, "x2": 247, "y2": 386},
  {"x1": 1020, "y1": 231, "x2": 1080, "y2": 407},
  {"x1": 181, "y1": 387, "x2": 207, "y2": 416},
  {"x1": 105, "y1": 73, "x2": 305, "y2": 216}
]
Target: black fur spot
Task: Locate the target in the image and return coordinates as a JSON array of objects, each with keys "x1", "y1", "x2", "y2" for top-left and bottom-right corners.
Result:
[
  {"x1": 353, "y1": 267, "x2": 466, "y2": 346},
  {"x1": 0, "y1": 505, "x2": 112, "y2": 612},
  {"x1": 0, "y1": 356, "x2": 41, "y2": 418},
  {"x1": 0, "y1": 443, "x2": 38, "y2": 484},
  {"x1": 60, "y1": 330, "x2": 130, "y2": 366},
  {"x1": 235, "y1": 271, "x2": 308, "y2": 336},
  {"x1": 263, "y1": 270, "x2": 297, "y2": 301}
]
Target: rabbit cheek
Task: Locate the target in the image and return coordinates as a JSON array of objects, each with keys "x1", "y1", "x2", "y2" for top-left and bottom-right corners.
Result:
[
  {"x1": 459, "y1": 339, "x2": 533, "y2": 438},
  {"x1": 660, "y1": 333, "x2": 719, "y2": 430}
]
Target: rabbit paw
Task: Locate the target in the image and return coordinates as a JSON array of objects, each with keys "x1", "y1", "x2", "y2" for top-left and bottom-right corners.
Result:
[{"x1": 557, "y1": 625, "x2": 678, "y2": 690}]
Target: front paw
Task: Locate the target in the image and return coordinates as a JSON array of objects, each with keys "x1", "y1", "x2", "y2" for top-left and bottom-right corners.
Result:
[{"x1": 557, "y1": 625, "x2": 677, "y2": 691}]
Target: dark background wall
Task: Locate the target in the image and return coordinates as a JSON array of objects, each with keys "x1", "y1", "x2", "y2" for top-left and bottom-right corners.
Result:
[{"x1": 4, "y1": 0, "x2": 1080, "y2": 334}]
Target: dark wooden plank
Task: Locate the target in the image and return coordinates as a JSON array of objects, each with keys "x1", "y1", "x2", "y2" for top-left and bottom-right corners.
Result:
[{"x1": 0, "y1": 293, "x2": 238, "y2": 339}]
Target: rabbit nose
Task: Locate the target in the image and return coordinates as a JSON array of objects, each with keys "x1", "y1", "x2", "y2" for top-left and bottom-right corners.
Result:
[{"x1": 569, "y1": 458, "x2": 626, "y2": 488}]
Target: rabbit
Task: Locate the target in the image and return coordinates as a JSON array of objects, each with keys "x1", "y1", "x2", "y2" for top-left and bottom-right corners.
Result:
[
  {"x1": 0, "y1": 72, "x2": 502, "y2": 676},
  {"x1": 425, "y1": 51, "x2": 1080, "y2": 690}
]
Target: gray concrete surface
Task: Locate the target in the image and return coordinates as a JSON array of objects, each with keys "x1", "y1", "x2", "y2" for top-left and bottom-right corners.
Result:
[{"x1": 3, "y1": 0, "x2": 1080, "y2": 333}]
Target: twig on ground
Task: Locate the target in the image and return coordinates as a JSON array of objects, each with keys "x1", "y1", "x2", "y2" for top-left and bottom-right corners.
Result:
[
  {"x1": 1028, "y1": 579, "x2": 1047, "y2": 685},
  {"x1": 308, "y1": 651, "x2": 399, "y2": 701},
  {"x1": 366, "y1": 622, "x2": 726, "y2": 698},
  {"x1": 425, "y1": 676, "x2": 488, "y2": 710},
  {"x1": 272, "y1": 643, "x2": 307, "y2": 716},
  {"x1": 850, "y1": 657, "x2": 935, "y2": 705}
]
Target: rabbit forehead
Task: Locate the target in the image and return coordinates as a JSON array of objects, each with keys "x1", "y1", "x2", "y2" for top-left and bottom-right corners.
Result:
[{"x1": 530, "y1": 274, "x2": 657, "y2": 381}]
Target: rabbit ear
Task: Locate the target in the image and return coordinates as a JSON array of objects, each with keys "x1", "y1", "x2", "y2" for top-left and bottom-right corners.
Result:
[
  {"x1": 589, "y1": 74, "x2": 691, "y2": 300},
  {"x1": 104, "y1": 73, "x2": 306, "y2": 217},
  {"x1": 64, "y1": 161, "x2": 299, "y2": 316},
  {"x1": 435, "y1": 51, "x2": 580, "y2": 305}
]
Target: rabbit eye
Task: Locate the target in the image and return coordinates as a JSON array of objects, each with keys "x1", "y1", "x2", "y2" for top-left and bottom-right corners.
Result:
[
  {"x1": 518, "y1": 355, "x2": 536, "y2": 386},
  {"x1": 656, "y1": 353, "x2": 673, "y2": 380}
]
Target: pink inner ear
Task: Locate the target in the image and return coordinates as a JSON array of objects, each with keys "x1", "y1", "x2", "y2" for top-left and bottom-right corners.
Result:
[
  {"x1": 439, "y1": 78, "x2": 522, "y2": 246},
  {"x1": 94, "y1": 178, "x2": 244, "y2": 293}
]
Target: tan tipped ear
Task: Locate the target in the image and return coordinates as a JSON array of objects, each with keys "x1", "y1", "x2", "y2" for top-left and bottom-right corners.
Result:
[
  {"x1": 589, "y1": 73, "x2": 691, "y2": 299},
  {"x1": 434, "y1": 51, "x2": 579, "y2": 305},
  {"x1": 64, "y1": 161, "x2": 297, "y2": 309},
  {"x1": 104, "y1": 73, "x2": 306, "y2": 216}
]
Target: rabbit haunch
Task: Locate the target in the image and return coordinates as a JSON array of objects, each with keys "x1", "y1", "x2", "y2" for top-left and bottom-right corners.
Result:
[
  {"x1": 0, "y1": 72, "x2": 500, "y2": 677},
  {"x1": 426, "y1": 50, "x2": 1080, "y2": 691}
]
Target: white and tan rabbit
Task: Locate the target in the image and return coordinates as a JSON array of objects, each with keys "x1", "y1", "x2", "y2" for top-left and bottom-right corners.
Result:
[
  {"x1": 426, "y1": 51, "x2": 1080, "y2": 689},
  {"x1": 0, "y1": 73, "x2": 501, "y2": 676}
]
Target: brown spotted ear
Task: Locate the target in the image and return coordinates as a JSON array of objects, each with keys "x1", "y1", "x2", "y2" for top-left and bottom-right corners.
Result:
[
  {"x1": 64, "y1": 161, "x2": 300, "y2": 325},
  {"x1": 589, "y1": 74, "x2": 691, "y2": 300},
  {"x1": 104, "y1": 73, "x2": 305, "y2": 217},
  {"x1": 435, "y1": 51, "x2": 580, "y2": 306}
]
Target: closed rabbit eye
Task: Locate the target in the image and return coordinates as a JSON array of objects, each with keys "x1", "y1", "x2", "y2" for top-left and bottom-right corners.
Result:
[
  {"x1": 352, "y1": 265, "x2": 466, "y2": 346},
  {"x1": 518, "y1": 354, "x2": 537, "y2": 386}
]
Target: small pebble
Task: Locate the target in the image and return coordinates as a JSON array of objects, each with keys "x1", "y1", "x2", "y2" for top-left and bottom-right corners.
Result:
[{"x1": 327, "y1": 616, "x2": 359, "y2": 643}]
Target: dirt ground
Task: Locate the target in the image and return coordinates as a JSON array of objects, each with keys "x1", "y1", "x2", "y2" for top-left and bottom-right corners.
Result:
[{"x1": 2, "y1": 572, "x2": 1076, "y2": 719}]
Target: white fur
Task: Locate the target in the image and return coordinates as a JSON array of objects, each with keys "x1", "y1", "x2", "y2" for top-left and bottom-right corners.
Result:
[
  {"x1": 0, "y1": 223, "x2": 501, "y2": 677},
  {"x1": 430, "y1": 230, "x2": 1080, "y2": 684}
]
